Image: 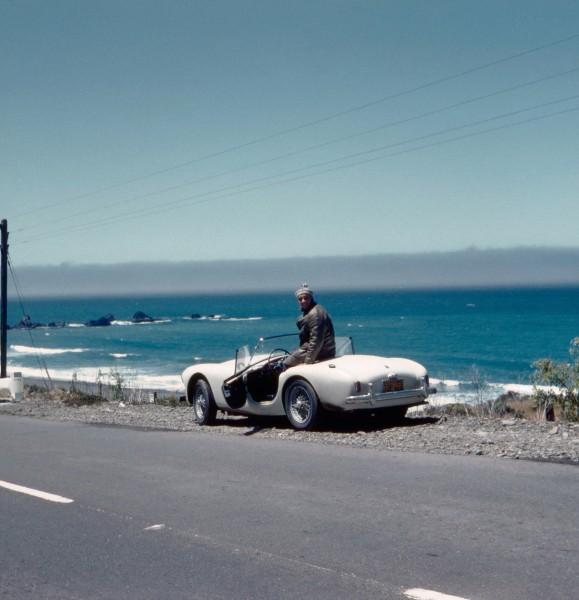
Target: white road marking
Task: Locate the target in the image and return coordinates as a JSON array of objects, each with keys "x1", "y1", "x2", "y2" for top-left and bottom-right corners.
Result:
[
  {"x1": 0, "y1": 479, "x2": 74, "y2": 504},
  {"x1": 144, "y1": 524, "x2": 166, "y2": 531},
  {"x1": 404, "y1": 589, "x2": 470, "y2": 600}
]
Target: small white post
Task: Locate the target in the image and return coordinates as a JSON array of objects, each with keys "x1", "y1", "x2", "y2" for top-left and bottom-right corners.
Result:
[
  {"x1": 0, "y1": 372, "x2": 23, "y2": 402},
  {"x1": 10, "y1": 372, "x2": 23, "y2": 402}
]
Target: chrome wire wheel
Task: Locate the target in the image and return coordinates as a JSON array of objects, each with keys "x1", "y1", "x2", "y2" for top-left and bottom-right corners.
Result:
[
  {"x1": 284, "y1": 380, "x2": 319, "y2": 430},
  {"x1": 194, "y1": 389, "x2": 208, "y2": 420},
  {"x1": 192, "y1": 379, "x2": 216, "y2": 425}
]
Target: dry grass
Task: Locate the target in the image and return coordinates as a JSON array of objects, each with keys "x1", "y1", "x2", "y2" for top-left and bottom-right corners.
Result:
[
  {"x1": 431, "y1": 392, "x2": 554, "y2": 421},
  {"x1": 62, "y1": 389, "x2": 107, "y2": 407},
  {"x1": 16, "y1": 384, "x2": 568, "y2": 422},
  {"x1": 22, "y1": 383, "x2": 182, "y2": 408}
]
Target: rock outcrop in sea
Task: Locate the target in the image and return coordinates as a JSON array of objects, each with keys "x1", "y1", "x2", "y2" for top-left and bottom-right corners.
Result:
[
  {"x1": 132, "y1": 311, "x2": 155, "y2": 323},
  {"x1": 12, "y1": 315, "x2": 65, "y2": 329},
  {"x1": 85, "y1": 314, "x2": 115, "y2": 327}
]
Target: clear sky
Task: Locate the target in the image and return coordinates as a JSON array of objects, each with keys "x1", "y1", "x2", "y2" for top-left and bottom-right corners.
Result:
[{"x1": 2, "y1": 1, "x2": 578, "y2": 267}]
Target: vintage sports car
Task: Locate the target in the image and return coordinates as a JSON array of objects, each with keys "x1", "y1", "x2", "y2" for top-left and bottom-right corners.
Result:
[{"x1": 182, "y1": 334, "x2": 435, "y2": 430}]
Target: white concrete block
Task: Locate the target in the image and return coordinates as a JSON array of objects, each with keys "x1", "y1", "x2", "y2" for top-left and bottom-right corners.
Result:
[{"x1": 0, "y1": 372, "x2": 23, "y2": 401}]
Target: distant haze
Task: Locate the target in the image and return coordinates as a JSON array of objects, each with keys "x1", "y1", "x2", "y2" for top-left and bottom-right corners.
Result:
[{"x1": 8, "y1": 247, "x2": 579, "y2": 298}]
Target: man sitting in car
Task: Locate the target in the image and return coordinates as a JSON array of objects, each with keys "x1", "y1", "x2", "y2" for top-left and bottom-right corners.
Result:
[{"x1": 284, "y1": 283, "x2": 336, "y2": 368}]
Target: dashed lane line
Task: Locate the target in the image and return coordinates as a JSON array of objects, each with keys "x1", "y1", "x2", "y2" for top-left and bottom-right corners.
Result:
[
  {"x1": 0, "y1": 482, "x2": 477, "y2": 599},
  {"x1": 0, "y1": 479, "x2": 74, "y2": 504},
  {"x1": 404, "y1": 589, "x2": 470, "y2": 600}
]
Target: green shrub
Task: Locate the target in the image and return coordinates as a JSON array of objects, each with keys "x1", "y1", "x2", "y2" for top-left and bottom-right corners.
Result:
[
  {"x1": 110, "y1": 369, "x2": 126, "y2": 403},
  {"x1": 532, "y1": 337, "x2": 579, "y2": 422}
]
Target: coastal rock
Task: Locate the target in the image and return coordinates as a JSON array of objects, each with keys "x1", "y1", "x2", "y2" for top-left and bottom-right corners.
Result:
[
  {"x1": 13, "y1": 315, "x2": 43, "y2": 329},
  {"x1": 190, "y1": 313, "x2": 201, "y2": 319},
  {"x1": 11, "y1": 316, "x2": 66, "y2": 329},
  {"x1": 85, "y1": 314, "x2": 115, "y2": 327},
  {"x1": 132, "y1": 311, "x2": 155, "y2": 323}
]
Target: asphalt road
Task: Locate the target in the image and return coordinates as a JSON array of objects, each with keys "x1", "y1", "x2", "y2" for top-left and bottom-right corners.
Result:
[{"x1": 1, "y1": 416, "x2": 577, "y2": 600}]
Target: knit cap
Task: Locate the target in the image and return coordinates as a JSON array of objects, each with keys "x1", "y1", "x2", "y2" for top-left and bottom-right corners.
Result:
[{"x1": 295, "y1": 283, "x2": 314, "y2": 298}]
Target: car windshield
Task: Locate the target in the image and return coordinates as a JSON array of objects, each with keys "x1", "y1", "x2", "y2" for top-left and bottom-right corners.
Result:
[
  {"x1": 234, "y1": 344, "x2": 252, "y2": 374},
  {"x1": 234, "y1": 334, "x2": 354, "y2": 373},
  {"x1": 335, "y1": 336, "x2": 355, "y2": 356},
  {"x1": 253, "y1": 334, "x2": 297, "y2": 358}
]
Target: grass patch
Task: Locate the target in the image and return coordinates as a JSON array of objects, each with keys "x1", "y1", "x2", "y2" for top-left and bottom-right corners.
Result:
[
  {"x1": 430, "y1": 392, "x2": 537, "y2": 420},
  {"x1": 63, "y1": 389, "x2": 107, "y2": 407}
]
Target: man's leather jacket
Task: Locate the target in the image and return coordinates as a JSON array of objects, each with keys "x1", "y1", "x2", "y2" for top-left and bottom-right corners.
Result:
[{"x1": 292, "y1": 302, "x2": 336, "y2": 364}]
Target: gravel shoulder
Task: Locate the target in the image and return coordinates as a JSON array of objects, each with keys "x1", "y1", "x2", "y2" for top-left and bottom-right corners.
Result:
[{"x1": 1, "y1": 388, "x2": 578, "y2": 465}]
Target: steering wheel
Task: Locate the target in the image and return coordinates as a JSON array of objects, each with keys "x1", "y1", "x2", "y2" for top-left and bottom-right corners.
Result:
[{"x1": 267, "y1": 348, "x2": 290, "y2": 369}]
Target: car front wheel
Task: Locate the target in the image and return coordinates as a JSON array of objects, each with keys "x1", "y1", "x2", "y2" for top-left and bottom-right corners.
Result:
[
  {"x1": 284, "y1": 379, "x2": 319, "y2": 430},
  {"x1": 192, "y1": 379, "x2": 217, "y2": 425}
]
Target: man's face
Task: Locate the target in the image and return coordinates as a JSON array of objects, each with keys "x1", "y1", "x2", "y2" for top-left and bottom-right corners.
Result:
[{"x1": 297, "y1": 294, "x2": 313, "y2": 312}]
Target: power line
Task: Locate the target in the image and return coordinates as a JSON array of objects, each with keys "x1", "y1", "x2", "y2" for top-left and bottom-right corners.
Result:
[
  {"x1": 19, "y1": 99, "x2": 579, "y2": 245},
  {"x1": 7, "y1": 255, "x2": 53, "y2": 389},
  {"x1": 113, "y1": 103, "x2": 579, "y2": 221},
  {"x1": 13, "y1": 31, "x2": 579, "y2": 219},
  {"x1": 20, "y1": 98, "x2": 579, "y2": 242},
  {"x1": 15, "y1": 64, "x2": 579, "y2": 235}
]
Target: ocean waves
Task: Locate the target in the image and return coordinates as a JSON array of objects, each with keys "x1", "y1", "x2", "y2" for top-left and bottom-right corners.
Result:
[
  {"x1": 12, "y1": 366, "x2": 546, "y2": 403},
  {"x1": 6, "y1": 287, "x2": 578, "y2": 397},
  {"x1": 10, "y1": 345, "x2": 88, "y2": 356},
  {"x1": 185, "y1": 315, "x2": 263, "y2": 322},
  {"x1": 62, "y1": 316, "x2": 263, "y2": 327},
  {"x1": 65, "y1": 320, "x2": 173, "y2": 328},
  {"x1": 110, "y1": 319, "x2": 173, "y2": 326},
  {"x1": 428, "y1": 378, "x2": 558, "y2": 407},
  {"x1": 9, "y1": 364, "x2": 184, "y2": 392}
]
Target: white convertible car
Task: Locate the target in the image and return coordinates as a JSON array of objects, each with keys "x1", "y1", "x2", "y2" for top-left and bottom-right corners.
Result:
[{"x1": 182, "y1": 335, "x2": 435, "y2": 430}]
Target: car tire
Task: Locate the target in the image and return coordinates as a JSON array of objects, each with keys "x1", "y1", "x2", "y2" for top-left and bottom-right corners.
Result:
[
  {"x1": 284, "y1": 379, "x2": 319, "y2": 430},
  {"x1": 192, "y1": 379, "x2": 217, "y2": 425}
]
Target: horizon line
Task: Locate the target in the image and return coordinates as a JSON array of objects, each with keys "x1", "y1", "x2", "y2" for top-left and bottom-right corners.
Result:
[{"x1": 15, "y1": 244, "x2": 579, "y2": 269}]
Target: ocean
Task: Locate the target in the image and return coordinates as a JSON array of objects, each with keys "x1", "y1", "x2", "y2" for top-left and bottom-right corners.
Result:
[{"x1": 5, "y1": 287, "x2": 579, "y2": 404}]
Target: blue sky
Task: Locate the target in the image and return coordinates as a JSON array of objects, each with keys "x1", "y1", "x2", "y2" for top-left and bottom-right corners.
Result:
[{"x1": 2, "y1": 1, "x2": 578, "y2": 266}]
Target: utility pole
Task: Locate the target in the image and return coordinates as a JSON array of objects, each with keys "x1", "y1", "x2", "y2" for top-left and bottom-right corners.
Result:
[{"x1": 1, "y1": 219, "x2": 8, "y2": 378}]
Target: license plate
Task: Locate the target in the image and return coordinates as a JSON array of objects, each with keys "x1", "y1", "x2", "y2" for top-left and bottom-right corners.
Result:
[{"x1": 383, "y1": 378, "x2": 403, "y2": 392}]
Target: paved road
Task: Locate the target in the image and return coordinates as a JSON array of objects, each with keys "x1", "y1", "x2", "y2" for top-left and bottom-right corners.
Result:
[{"x1": 1, "y1": 415, "x2": 577, "y2": 600}]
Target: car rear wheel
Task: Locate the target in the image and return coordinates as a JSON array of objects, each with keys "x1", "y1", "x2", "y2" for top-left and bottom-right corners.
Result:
[
  {"x1": 192, "y1": 379, "x2": 217, "y2": 425},
  {"x1": 284, "y1": 379, "x2": 319, "y2": 430}
]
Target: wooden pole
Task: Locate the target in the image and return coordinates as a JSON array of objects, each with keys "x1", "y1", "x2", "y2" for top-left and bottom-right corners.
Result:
[{"x1": 1, "y1": 219, "x2": 7, "y2": 378}]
